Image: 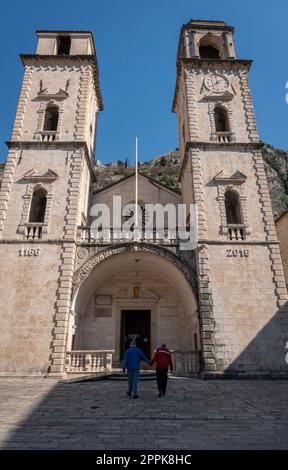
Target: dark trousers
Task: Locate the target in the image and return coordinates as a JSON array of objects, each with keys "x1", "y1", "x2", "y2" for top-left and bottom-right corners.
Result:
[{"x1": 156, "y1": 368, "x2": 168, "y2": 394}]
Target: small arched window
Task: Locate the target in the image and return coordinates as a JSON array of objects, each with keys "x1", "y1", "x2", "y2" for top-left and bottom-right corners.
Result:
[
  {"x1": 199, "y1": 34, "x2": 221, "y2": 59},
  {"x1": 29, "y1": 188, "x2": 47, "y2": 223},
  {"x1": 225, "y1": 190, "x2": 245, "y2": 240},
  {"x1": 43, "y1": 105, "x2": 59, "y2": 131},
  {"x1": 225, "y1": 190, "x2": 242, "y2": 225},
  {"x1": 214, "y1": 106, "x2": 229, "y2": 133},
  {"x1": 199, "y1": 45, "x2": 220, "y2": 59}
]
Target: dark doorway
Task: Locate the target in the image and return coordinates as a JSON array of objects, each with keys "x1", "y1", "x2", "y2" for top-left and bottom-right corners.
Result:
[{"x1": 120, "y1": 310, "x2": 151, "y2": 360}]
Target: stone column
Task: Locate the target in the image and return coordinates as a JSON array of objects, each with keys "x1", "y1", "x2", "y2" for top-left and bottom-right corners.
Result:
[{"x1": 224, "y1": 32, "x2": 236, "y2": 58}]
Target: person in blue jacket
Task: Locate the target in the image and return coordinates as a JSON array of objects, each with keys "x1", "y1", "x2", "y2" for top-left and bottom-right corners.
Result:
[{"x1": 123, "y1": 341, "x2": 150, "y2": 399}]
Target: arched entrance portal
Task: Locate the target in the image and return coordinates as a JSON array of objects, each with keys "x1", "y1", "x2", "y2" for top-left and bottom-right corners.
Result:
[{"x1": 68, "y1": 245, "x2": 200, "y2": 374}]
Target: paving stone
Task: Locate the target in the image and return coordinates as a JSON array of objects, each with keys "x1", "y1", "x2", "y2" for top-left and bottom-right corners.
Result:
[{"x1": 0, "y1": 377, "x2": 287, "y2": 449}]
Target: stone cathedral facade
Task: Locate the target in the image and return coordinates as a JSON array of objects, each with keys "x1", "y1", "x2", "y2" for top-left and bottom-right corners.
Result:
[{"x1": 0, "y1": 20, "x2": 287, "y2": 378}]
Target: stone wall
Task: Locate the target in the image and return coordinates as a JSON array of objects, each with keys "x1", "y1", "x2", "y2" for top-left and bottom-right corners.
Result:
[
  {"x1": 0, "y1": 243, "x2": 61, "y2": 375},
  {"x1": 276, "y1": 212, "x2": 288, "y2": 288}
]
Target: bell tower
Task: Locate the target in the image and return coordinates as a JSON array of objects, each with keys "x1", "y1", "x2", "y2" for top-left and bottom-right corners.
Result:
[
  {"x1": 173, "y1": 20, "x2": 288, "y2": 376},
  {"x1": 0, "y1": 31, "x2": 103, "y2": 375}
]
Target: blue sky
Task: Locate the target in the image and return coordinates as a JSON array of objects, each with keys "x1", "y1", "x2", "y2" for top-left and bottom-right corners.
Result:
[{"x1": 0, "y1": 0, "x2": 288, "y2": 164}]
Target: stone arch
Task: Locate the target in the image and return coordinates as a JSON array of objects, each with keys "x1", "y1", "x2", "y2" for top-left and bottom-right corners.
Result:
[
  {"x1": 214, "y1": 104, "x2": 230, "y2": 132},
  {"x1": 43, "y1": 103, "x2": 59, "y2": 131},
  {"x1": 28, "y1": 186, "x2": 47, "y2": 223},
  {"x1": 70, "y1": 243, "x2": 199, "y2": 362},
  {"x1": 224, "y1": 188, "x2": 243, "y2": 225},
  {"x1": 18, "y1": 181, "x2": 54, "y2": 238},
  {"x1": 72, "y1": 242, "x2": 197, "y2": 299},
  {"x1": 199, "y1": 33, "x2": 226, "y2": 59}
]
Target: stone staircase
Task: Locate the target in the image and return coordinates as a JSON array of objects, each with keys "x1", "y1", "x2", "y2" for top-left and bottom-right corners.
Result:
[{"x1": 62, "y1": 369, "x2": 157, "y2": 384}]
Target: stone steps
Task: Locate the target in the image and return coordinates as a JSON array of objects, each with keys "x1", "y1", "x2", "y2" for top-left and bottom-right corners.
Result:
[{"x1": 62, "y1": 369, "x2": 157, "y2": 384}]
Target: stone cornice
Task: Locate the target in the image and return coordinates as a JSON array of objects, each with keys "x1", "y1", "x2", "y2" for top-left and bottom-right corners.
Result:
[
  {"x1": 178, "y1": 141, "x2": 264, "y2": 182},
  {"x1": 5, "y1": 140, "x2": 97, "y2": 182},
  {"x1": 182, "y1": 20, "x2": 234, "y2": 33},
  {"x1": 197, "y1": 240, "x2": 280, "y2": 246},
  {"x1": 172, "y1": 59, "x2": 252, "y2": 112},
  {"x1": 20, "y1": 54, "x2": 103, "y2": 111}
]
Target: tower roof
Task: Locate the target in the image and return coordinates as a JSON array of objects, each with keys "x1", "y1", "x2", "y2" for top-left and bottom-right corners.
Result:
[{"x1": 182, "y1": 19, "x2": 234, "y2": 31}]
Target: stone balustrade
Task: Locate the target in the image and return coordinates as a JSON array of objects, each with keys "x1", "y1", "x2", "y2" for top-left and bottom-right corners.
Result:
[
  {"x1": 39, "y1": 131, "x2": 58, "y2": 142},
  {"x1": 216, "y1": 131, "x2": 232, "y2": 143},
  {"x1": 65, "y1": 350, "x2": 114, "y2": 373},
  {"x1": 25, "y1": 223, "x2": 43, "y2": 240},
  {"x1": 227, "y1": 224, "x2": 246, "y2": 240},
  {"x1": 77, "y1": 226, "x2": 180, "y2": 245},
  {"x1": 171, "y1": 351, "x2": 200, "y2": 373},
  {"x1": 65, "y1": 350, "x2": 200, "y2": 375}
]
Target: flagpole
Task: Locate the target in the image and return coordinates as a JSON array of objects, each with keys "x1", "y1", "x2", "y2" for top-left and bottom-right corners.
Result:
[{"x1": 135, "y1": 136, "x2": 138, "y2": 232}]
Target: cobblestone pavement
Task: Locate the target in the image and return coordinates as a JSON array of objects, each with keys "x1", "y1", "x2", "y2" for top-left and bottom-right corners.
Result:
[{"x1": 0, "y1": 377, "x2": 287, "y2": 450}]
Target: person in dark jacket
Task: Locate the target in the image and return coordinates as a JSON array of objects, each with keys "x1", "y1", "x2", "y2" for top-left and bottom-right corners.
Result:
[
  {"x1": 150, "y1": 343, "x2": 173, "y2": 397},
  {"x1": 123, "y1": 341, "x2": 150, "y2": 398}
]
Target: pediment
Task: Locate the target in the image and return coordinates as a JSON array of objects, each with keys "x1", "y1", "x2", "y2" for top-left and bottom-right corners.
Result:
[
  {"x1": 37, "y1": 88, "x2": 69, "y2": 100},
  {"x1": 23, "y1": 168, "x2": 58, "y2": 181},
  {"x1": 213, "y1": 170, "x2": 247, "y2": 185},
  {"x1": 114, "y1": 287, "x2": 159, "y2": 301},
  {"x1": 23, "y1": 168, "x2": 36, "y2": 177},
  {"x1": 203, "y1": 90, "x2": 235, "y2": 102},
  {"x1": 94, "y1": 172, "x2": 181, "y2": 203}
]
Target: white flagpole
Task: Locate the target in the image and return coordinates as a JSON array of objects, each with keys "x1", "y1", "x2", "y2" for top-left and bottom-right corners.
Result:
[{"x1": 135, "y1": 136, "x2": 138, "y2": 233}]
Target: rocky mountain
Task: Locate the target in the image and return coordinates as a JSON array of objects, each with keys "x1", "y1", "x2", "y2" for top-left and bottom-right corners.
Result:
[
  {"x1": 262, "y1": 144, "x2": 288, "y2": 218},
  {"x1": 93, "y1": 144, "x2": 288, "y2": 219},
  {"x1": 93, "y1": 149, "x2": 182, "y2": 193},
  {"x1": 1, "y1": 144, "x2": 288, "y2": 219}
]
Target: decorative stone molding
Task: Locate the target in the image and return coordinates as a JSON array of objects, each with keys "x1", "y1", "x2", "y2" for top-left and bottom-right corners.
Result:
[
  {"x1": 77, "y1": 247, "x2": 89, "y2": 260},
  {"x1": 49, "y1": 148, "x2": 86, "y2": 375},
  {"x1": 37, "y1": 79, "x2": 69, "y2": 101},
  {"x1": 0, "y1": 150, "x2": 18, "y2": 234},
  {"x1": 189, "y1": 147, "x2": 207, "y2": 240},
  {"x1": 213, "y1": 170, "x2": 250, "y2": 239},
  {"x1": 11, "y1": 67, "x2": 33, "y2": 140},
  {"x1": 72, "y1": 242, "x2": 197, "y2": 296},
  {"x1": 186, "y1": 147, "x2": 217, "y2": 372},
  {"x1": 74, "y1": 66, "x2": 92, "y2": 141},
  {"x1": 197, "y1": 243, "x2": 217, "y2": 373},
  {"x1": 20, "y1": 56, "x2": 103, "y2": 111},
  {"x1": 63, "y1": 148, "x2": 85, "y2": 240},
  {"x1": 184, "y1": 69, "x2": 199, "y2": 141},
  {"x1": 114, "y1": 287, "x2": 159, "y2": 302},
  {"x1": 252, "y1": 148, "x2": 288, "y2": 307},
  {"x1": 201, "y1": 73, "x2": 235, "y2": 102},
  {"x1": 238, "y1": 69, "x2": 259, "y2": 143}
]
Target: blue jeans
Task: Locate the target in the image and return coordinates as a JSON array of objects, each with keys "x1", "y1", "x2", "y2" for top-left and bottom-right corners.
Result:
[{"x1": 128, "y1": 369, "x2": 139, "y2": 397}]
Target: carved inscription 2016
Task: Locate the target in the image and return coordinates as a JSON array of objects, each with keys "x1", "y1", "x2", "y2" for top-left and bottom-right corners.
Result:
[{"x1": 226, "y1": 248, "x2": 249, "y2": 258}]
